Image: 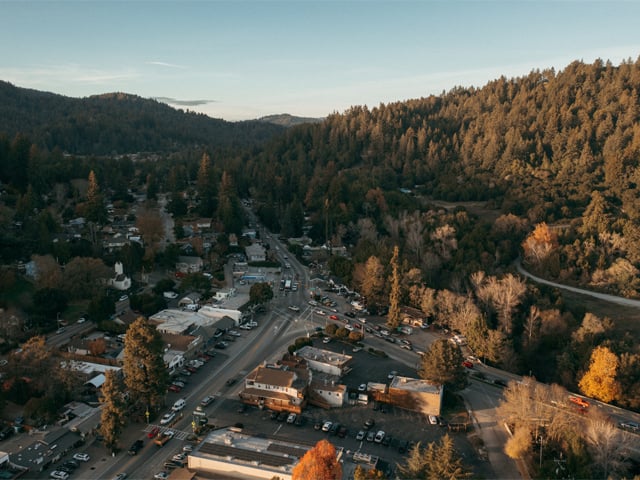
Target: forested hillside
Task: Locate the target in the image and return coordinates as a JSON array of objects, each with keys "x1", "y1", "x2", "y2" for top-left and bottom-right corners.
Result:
[
  {"x1": 0, "y1": 81, "x2": 284, "y2": 155},
  {"x1": 2, "y1": 57, "x2": 640, "y2": 410}
]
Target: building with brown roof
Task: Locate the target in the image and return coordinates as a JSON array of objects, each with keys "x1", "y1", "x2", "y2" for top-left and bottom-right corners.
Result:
[{"x1": 239, "y1": 365, "x2": 309, "y2": 413}]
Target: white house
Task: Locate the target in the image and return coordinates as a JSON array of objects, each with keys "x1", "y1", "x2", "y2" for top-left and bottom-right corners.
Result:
[
  {"x1": 295, "y1": 346, "x2": 352, "y2": 377},
  {"x1": 245, "y1": 243, "x2": 266, "y2": 262}
]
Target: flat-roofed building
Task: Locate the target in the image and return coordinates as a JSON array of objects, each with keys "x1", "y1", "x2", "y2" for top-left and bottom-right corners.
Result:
[
  {"x1": 188, "y1": 427, "x2": 342, "y2": 480},
  {"x1": 239, "y1": 365, "x2": 309, "y2": 413},
  {"x1": 295, "y1": 346, "x2": 352, "y2": 377},
  {"x1": 383, "y1": 375, "x2": 443, "y2": 416}
]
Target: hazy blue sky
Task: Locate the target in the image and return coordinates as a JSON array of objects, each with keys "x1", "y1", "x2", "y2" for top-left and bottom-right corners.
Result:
[{"x1": 2, "y1": 1, "x2": 640, "y2": 121}]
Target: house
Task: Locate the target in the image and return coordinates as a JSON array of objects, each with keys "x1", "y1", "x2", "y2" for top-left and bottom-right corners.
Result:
[
  {"x1": 309, "y1": 378, "x2": 347, "y2": 408},
  {"x1": 245, "y1": 243, "x2": 266, "y2": 262},
  {"x1": 239, "y1": 365, "x2": 309, "y2": 413},
  {"x1": 107, "y1": 262, "x2": 132, "y2": 291},
  {"x1": 178, "y1": 292, "x2": 202, "y2": 307},
  {"x1": 294, "y1": 346, "x2": 352, "y2": 377},
  {"x1": 228, "y1": 233, "x2": 238, "y2": 247},
  {"x1": 400, "y1": 306, "x2": 427, "y2": 327},
  {"x1": 176, "y1": 255, "x2": 204, "y2": 274}
]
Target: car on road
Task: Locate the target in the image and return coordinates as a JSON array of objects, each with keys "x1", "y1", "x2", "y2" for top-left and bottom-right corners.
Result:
[
  {"x1": 356, "y1": 430, "x2": 366, "y2": 441},
  {"x1": 160, "y1": 412, "x2": 176, "y2": 425},
  {"x1": 428, "y1": 415, "x2": 438, "y2": 425},
  {"x1": 462, "y1": 360, "x2": 474, "y2": 369},
  {"x1": 226, "y1": 376, "x2": 238, "y2": 386},
  {"x1": 201, "y1": 395, "x2": 215, "y2": 406},
  {"x1": 128, "y1": 439, "x2": 144, "y2": 455},
  {"x1": 171, "y1": 398, "x2": 186, "y2": 411},
  {"x1": 228, "y1": 330, "x2": 241, "y2": 337},
  {"x1": 56, "y1": 327, "x2": 66, "y2": 334},
  {"x1": 620, "y1": 421, "x2": 640, "y2": 432},
  {"x1": 288, "y1": 305, "x2": 300, "y2": 312},
  {"x1": 73, "y1": 453, "x2": 90, "y2": 462},
  {"x1": 329, "y1": 315, "x2": 339, "y2": 321},
  {"x1": 147, "y1": 427, "x2": 160, "y2": 438},
  {"x1": 112, "y1": 473, "x2": 127, "y2": 480}
]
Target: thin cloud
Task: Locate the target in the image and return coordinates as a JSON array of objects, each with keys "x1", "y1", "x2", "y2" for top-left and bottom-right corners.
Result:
[
  {"x1": 146, "y1": 61, "x2": 186, "y2": 69},
  {"x1": 154, "y1": 97, "x2": 216, "y2": 107}
]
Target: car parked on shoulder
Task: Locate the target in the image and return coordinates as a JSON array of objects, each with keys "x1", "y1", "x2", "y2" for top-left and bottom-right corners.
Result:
[
  {"x1": 73, "y1": 453, "x2": 90, "y2": 462},
  {"x1": 322, "y1": 421, "x2": 332, "y2": 432},
  {"x1": 49, "y1": 471, "x2": 69, "y2": 480}
]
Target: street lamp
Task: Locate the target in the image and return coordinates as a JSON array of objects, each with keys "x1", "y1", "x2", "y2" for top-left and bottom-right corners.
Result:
[{"x1": 539, "y1": 436, "x2": 544, "y2": 468}]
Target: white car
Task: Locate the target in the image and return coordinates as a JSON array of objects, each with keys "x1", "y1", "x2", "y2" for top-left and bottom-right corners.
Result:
[
  {"x1": 288, "y1": 305, "x2": 300, "y2": 312},
  {"x1": 314, "y1": 309, "x2": 326, "y2": 316},
  {"x1": 73, "y1": 453, "x2": 90, "y2": 462},
  {"x1": 322, "y1": 337, "x2": 331, "y2": 344},
  {"x1": 388, "y1": 370, "x2": 398, "y2": 379},
  {"x1": 50, "y1": 471, "x2": 69, "y2": 480},
  {"x1": 374, "y1": 430, "x2": 385, "y2": 443},
  {"x1": 286, "y1": 413, "x2": 297, "y2": 424},
  {"x1": 356, "y1": 430, "x2": 366, "y2": 441},
  {"x1": 154, "y1": 473, "x2": 168, "y2": 480},
  {"x1": 429, "y1": 415, "x2": 438, "y2": 425},
  {"x1": 322, "y1": 421, "x2": 332, "y2": 432},
  {"x1": 160, "y1": 412, "x2": 176, "y2": 425},
  {"x1": 171, "y1": 398, "x2": 186, "y2": 412},
  {"x1": 163, "y1": 291, "x2": 178, "y2": 299}
]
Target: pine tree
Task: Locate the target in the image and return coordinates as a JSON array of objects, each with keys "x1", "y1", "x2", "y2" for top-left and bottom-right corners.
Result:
[
  {"x1": 418, "y1": 339, "x2": 468, "y2": 391},
  {"x1": 196, "y1": 152, "x2": 216, "y2": 217},
  {"x1": 99, "y1": 370, "x2": 127, "y2": 453},
  {"x1": 386, "y1": 245, "x2": 401, "y2": 329},
  {"x1": 85, "y1": 170, "x2": 107, "y2": 224},
  {"x1": 122, "y1": 317, "x2": 169, "y2": 414}
]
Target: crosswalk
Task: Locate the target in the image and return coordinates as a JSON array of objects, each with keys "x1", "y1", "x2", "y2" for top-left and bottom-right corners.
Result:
[{"x1": 144, "y1": 424, "x2": 191, "y2": 441}]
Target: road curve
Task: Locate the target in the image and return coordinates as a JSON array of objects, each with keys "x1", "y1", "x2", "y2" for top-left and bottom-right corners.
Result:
[{"x1": 515, "y1": 258, "x2": 640, "y2": 308}]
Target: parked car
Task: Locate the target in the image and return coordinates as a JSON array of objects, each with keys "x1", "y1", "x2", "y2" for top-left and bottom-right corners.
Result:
[
  {"x1": 428, "y1": 415, "x2": 438, "y2": 425},
  {"x1": 356, "y1": 430, "x2": 366, "y2": 441},
  {"x1": 294, "y1": 415, "x2": 306, "y2": 426},
  {"x1": 337, "y1": 426, "x2": 348, "y2": 438},
  {"x1": 462, "y1": 360, "x2": 474, "y2": 369},
  {"x1": 374, "y1": 430, "x2": 385, "y2": 443},
  {"x1": 50, "y1": 471, "x2": 69, "y2": 480},
  {"x1": 168, "y1": 384, "x2": 181, "y2": 393},
  {"x1": 286, "y1": 413, "x2": 297, "y2": 424},
  {"x1": 73, "y1": 453, "x2": 90, "y2": 462},
  {"x1": 363, "y1": 418, "x2": 375, "y2": 430},
  {"x1": 366, "y1": 431, "x2": 375, "y2": 442},
  {"x1": 322, "y1": 421, "x2": 332, "y2": 432}
]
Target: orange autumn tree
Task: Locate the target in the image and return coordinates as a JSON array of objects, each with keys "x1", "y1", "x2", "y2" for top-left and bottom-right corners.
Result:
[
  {"x1": 578, "y1": 345, "x2": 621, "y2": 403},
  {"x1": 522, "y1": 222, "x2": 558, "y2": 266},
  {"x1": 292, "y1": 439, "x2": 342, "y2": 480}
]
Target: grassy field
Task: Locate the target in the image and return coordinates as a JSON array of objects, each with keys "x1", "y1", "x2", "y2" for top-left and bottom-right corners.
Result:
[{"x1": 561, "y1": 289, "x2": 640, "y2": 338}]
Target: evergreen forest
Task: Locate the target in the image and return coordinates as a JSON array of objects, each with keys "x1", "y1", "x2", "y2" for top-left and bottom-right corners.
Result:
[{"x1": 2, "y1": 57, "x2": 640, "y2": 415}]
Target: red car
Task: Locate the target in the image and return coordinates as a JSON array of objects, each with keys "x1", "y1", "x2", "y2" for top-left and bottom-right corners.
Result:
[
  {"x1": 168, "y1": 384, "x2": 182, "y2": 392},
  {"x1": 147, "y1": 427, "x2": 160, "y2": 438},
  {"x1": 462, "y1": 361, "x2": 474, "y2": 369},
  {"x1": 329, "y1": 315, "x2": 339, "y2": 321}
]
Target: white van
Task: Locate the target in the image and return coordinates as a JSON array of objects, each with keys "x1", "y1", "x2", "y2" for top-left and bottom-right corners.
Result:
[{"x1": 171, "y1": 398, "x2": 186, "y2": 412}]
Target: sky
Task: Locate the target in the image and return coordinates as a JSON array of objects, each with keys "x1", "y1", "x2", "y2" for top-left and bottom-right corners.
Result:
[{"x1": 2, "y1": 1, "x2": 640, "y2": 122}]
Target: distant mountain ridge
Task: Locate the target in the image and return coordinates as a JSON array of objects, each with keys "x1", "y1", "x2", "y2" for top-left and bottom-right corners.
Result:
[
  {"x1": 0, "y1": 81, "x2": 285, "y2": 155},
  {"x1": 258, "y1": 113, "x2": 324, "y2": 127}
]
